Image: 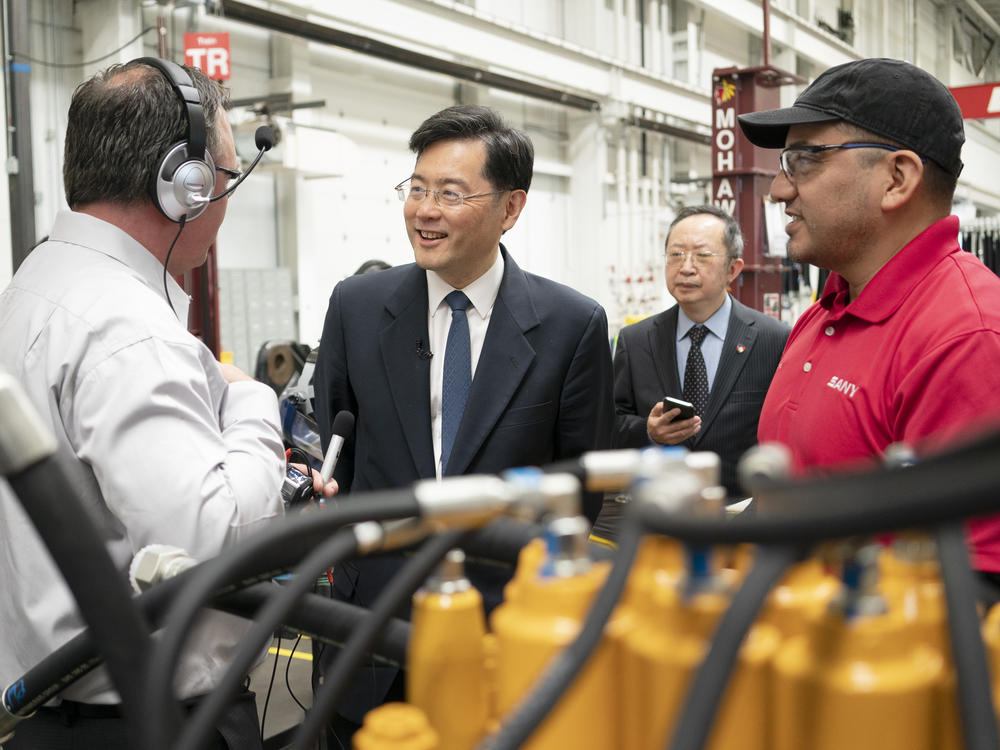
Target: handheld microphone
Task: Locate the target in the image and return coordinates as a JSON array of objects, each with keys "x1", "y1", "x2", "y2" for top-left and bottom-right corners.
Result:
[
  {"x1": 209, "y1": 125, "x2": 275, "y2": 203},
  {"x1": 320, "y1": 410, "x2": 355, "y2": 484}
]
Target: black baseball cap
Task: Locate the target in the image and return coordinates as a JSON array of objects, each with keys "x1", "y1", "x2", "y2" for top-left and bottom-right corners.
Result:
[{"x1": 738, "y1": 58, "x2": 965, "y2": 178}]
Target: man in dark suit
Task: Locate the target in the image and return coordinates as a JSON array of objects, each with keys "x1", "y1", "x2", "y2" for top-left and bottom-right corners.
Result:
[
  {"x1": 312, "y1": 104, "x2": 614, "y2": 737},
  {"x1": 612, "y1": 205, "x2": 789, "y2": 498}
]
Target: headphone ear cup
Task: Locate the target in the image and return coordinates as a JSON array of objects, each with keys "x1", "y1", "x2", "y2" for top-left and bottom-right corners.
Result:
[{"x1": 150, "y1": 141, "x2": 216, "y2": 222}]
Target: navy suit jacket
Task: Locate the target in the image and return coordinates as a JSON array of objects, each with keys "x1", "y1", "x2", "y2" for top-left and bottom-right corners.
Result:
[
  {"x1": 312, "y1": 246, "x2": 614, "y2": 720},
  {"x1": 612, "y1": 296, "x2": 789, "y2": 497}
]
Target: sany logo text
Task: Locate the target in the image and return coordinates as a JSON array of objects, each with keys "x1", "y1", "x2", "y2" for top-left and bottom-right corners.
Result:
[{"x1": 826, "y1": 376, "x2": 858, "y2": 398}]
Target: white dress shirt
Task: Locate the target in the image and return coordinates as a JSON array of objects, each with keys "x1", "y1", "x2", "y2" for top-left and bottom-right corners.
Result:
[
  {"x1": 426, "y1": 251, "x2": 504, "y2": 477},
  {"x1": 0, "y1": 211, "x2": 285, "y2": 704}
]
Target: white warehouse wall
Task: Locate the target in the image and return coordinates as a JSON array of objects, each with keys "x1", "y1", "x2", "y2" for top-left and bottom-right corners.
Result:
[{"x1": 11, "y1": 0, "x2": 1000, "y2": 351}]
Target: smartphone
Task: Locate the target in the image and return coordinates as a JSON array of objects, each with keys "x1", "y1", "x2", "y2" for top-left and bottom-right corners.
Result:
[{"x1": 663, "y1": 396, "x2": 695, "y2": 421}]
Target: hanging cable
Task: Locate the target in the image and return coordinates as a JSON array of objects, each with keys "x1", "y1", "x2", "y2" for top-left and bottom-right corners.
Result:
[
  {"x1": 162, "y1": 216, "x2": 186, "y2": 316},
  {"x1": 10, "y1": 27, "x2": 155, "y2": 67}
]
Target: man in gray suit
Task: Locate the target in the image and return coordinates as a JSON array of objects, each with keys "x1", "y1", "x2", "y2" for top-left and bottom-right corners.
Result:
[{"x1": 612, "y1": 205, "x2": 789, "y2": 498}]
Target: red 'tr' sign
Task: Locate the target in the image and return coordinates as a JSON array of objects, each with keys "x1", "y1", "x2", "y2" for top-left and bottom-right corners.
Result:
[{"x1": 184, "y1": 32, "x2": 231, "y2": 81}]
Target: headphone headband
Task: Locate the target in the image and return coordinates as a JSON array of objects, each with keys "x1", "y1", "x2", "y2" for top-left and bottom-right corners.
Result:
[{"x1": 134, "y1": 57, "x2": 207, "y2": 160}]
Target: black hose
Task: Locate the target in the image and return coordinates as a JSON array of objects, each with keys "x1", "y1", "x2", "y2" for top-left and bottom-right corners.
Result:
[
  {"x1": 666, "y1": 544, "x2": 803, "y2": 750},
  {"x1": 214, "y1": 586, "x2": 411, "y2": 667},
  {"x1": 935, "y1": 521, "x2": 1000, "y2": 750},
  {"x1": 636, "y1": 434, "x2": 1000, "y2": 545},
  {"x1": 291, "y1": 528, "x2": 470, "y2": 749},
  {"x1": 6, "y1": 454, "x2": 170, "y2": 744},
  {"x1": 175, "y1": 529, "x2": 360, "y2": 750},
  {"x1": 4, "y1": 582, "x2": 412, "y2": 723},
  {"x1": 142, "y1": 489, "x2": 419, "y2": 750},
  {"x1": 479, "y1": 511, "x2": 643, "y2": 750}
]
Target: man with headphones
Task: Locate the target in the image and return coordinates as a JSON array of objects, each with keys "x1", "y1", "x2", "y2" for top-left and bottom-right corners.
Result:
[{"x1": 0, "y1": 59, "x2": 300, "y2": 748}]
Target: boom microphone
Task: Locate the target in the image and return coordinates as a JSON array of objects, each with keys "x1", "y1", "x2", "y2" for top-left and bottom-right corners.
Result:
[
  {"x1": 209, "y1": 125, "x2": 275, "y2": 202},
  {"x1": 320, "y1": 410, "x2": 355, "y2": 483}
]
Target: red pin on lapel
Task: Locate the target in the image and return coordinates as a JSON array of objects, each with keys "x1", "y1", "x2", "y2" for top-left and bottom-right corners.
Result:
[{"x1": 736, "y1": 344, "x2": 746, "y2": 353}]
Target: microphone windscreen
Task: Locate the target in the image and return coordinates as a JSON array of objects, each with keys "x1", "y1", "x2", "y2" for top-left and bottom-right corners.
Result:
[
  {"x1": 331, "y1": 410, "x2": 355, "y2": 438},
  {"x1": 254, "y1": 125, "x2": 275, "y2": 151}
]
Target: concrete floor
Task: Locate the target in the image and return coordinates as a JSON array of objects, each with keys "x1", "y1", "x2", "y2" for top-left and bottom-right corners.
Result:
[{"x1": 250, "y1": 635, "x2": 315, "y2": 749}]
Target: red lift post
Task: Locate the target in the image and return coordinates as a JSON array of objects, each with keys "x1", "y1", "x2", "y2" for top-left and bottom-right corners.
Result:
[{"x1": 711, "y1": 65, "x2": 802, "y2": 316}]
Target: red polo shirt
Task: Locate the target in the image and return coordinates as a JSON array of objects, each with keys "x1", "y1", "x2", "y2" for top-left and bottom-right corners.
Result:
[{"x1": 759, "y1": 216, "x2": 1000, "y2": 570}]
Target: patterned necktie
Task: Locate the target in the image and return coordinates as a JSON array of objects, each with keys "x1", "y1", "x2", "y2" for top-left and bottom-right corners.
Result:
[
  {"x1": 441, "y1": 291, "x2": 472, "y2": 473},
  {"x1": 683, "y1": 325, "x2": 709, "y2": 418}
]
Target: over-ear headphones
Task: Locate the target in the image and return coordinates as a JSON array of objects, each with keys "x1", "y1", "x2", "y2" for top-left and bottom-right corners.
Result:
[{"x1": 136, "y1": 57, "x2": 216, "y2": 223}]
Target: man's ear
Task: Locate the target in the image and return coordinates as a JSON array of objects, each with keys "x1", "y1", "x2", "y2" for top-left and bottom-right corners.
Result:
[
  {"x1": 727, "y1": 257, "x2": 745, "y2": 286},
  {"x1": 881, "y1": 150, "x2": 923, "y2": 212},
  {"x1": 501, "y1": 190, "x2": 527, "y2": 232}
]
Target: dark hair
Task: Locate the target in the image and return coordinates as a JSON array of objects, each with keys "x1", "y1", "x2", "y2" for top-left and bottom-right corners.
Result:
[
  {"x1": 667, "y1": 205, "x2": 744, "y2": 259},
  {"x1": 408, "y1": 105, "x2": 533, "y2": 193},
  {"x1": 835, "y1": 122, "x2": 957, "y2": 207},
  {"x1": 63, "y1": 60, "x2": 230, "y2": 209},
  {"x1": 353, "y1": 258, "x2": 392, "y2": 275}
]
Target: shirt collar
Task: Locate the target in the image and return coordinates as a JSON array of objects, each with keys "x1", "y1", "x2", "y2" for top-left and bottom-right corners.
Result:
[
  {"x1": 677, "y1": 293, "x2": 732, "y2": 342},
  {"x1": 426, "y1": 249, "x2": 505, "y2": 319},
  {"x1": 818, "y1": 215, "x2": 960, "y2": 323},
  {"x1": 49, "y1": 210, "x2": 191, "y2": 322}
]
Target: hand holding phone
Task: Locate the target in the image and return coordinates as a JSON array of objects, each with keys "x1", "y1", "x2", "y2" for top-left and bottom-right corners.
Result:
[{"x1": 662, "y1": 396, "x2": 695, "y2": 421}]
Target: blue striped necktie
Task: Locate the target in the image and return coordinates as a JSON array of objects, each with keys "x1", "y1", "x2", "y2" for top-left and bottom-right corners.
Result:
[{"x1": 441, "y1": 291, "x2": 472, "y2": 473}]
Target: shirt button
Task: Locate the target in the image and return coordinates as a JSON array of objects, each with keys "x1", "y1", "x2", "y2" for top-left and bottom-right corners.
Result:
[
  {"x1": 825, "y1": 326, "x2": 835, "y2": 336},
  {"x1": 803, "y1": 362, "x2": 812, "y2": 372}
]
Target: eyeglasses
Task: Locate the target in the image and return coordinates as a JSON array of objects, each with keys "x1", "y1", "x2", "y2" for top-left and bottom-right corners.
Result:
[
  {"x1": 216, "y1": 165, "x2": 243, "y2": 191},
  {"x1": 666, "y1": 250, "x2": 729, "y2": 267},
  {"x1": 778, "y1": 142, "x2": 907, "y2": 179},
  {"x1": 394, "y1": 179, "x2": 505, "y2": 208}
]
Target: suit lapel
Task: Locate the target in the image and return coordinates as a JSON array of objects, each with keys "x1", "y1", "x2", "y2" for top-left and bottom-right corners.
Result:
[
  {"x1": 650, "y1": 307, "x2": 682, "y2": 398},
  {"x1": 378, "y1": 267, "x2": 435, "y2": 477},
  {"x1": 693, "y1": 299, "x2": 756, "y2": 446},
  {"x1": 445, "y1": 248, "x2": 538, "y2": 476}
]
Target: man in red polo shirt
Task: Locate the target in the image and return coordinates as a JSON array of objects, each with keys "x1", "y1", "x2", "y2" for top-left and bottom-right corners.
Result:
[{"x1": 738, "y1": 58, "x2": 1000, "y2": 590}]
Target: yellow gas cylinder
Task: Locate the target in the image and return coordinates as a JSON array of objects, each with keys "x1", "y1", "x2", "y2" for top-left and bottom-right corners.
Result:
[
  {"x1": 407, "y1": 549, "x2": 489, "y2": 750},
  {"x1": 503, "y1": 537, "x2": 546, "y2": 605},
  {"x1": 981, "y1": 602, "x2": 1000, "y2": 737},
  {"x1": 490, "y1": 516, "x2": 618, "y2": 750},
  {"x1": 880, "y1": 536, "x2": 960, "y2": 750},
  {"x1": 609, "y1": 533, "x2": 685, "y2": 747},
  {"x1": 759, "y1": 556, "x2": 840, "y2": 639},
  {"x1": 354, "y1": 702, "x2": 439, "y2": 750},
  {"x1": 772, "y1": 543, "x2": 944, "y2": 750},
  {"x1": 717, "y1": 542, "x2": 754, "y2": 590},
  {"x1": 879, "y1": 536, "x2": 948, "y2": 650},
  {"x1": 621, "y1": 579, "x2": 778, "y2": 750},
  {"x1": 482, "y1": 632, "x2": 500, "y2": 730}
]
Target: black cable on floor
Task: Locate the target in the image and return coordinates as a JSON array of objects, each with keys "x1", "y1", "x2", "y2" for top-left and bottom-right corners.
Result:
[
  {"x1": 285, "y1": 634, "x2": 308, "y2": 713},
  {"x1": 479, "y1": 511, "x2": 642, "y2": 750},
  {"x1": 936, "y1": 521, "x2": 1000, "y2": 750},
  {"x1": 666, "y1": 543, "x2": 803, "y2": 750},
  {"x1": 292, "y1": 529, "x2": 470, "y2": 749},
  {"x1": 259, "y1": 634, "x2": 282, "y2": 742}
]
